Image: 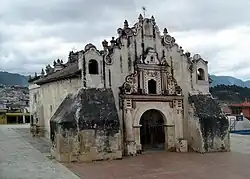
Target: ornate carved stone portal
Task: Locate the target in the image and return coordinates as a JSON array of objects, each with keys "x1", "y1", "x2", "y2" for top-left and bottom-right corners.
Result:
[{"x1": 119, "y1": 42, "x2": 184, "y2": 155}]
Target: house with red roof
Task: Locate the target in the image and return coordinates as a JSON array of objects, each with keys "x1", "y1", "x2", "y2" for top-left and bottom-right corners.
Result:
[{"x1": 229, "y1": 98, "x2": 250, "y2": 120}]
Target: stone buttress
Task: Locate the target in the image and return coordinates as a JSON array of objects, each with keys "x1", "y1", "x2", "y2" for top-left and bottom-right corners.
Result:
[{"x1": 50, "y1": 88, "x2": 122, "y2": 162}]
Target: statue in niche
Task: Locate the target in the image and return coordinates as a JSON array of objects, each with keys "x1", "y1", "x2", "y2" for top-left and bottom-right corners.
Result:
[{"x1": 144, "y1": 47, "x2": 160, "y2": 65}]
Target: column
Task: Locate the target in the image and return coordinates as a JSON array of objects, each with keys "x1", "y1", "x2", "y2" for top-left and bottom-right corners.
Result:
[
  {"x1": 166, "y1": 125, "x2": 175, "y2": 151},
  {"x1": 175, "y1": 110, "x2": 184, "y2": 139},
  {"x1": 125, "y1": 109, "x2": 134, "y2": 141},
  {"x1": 22, "y1": 108, "x2": 25, "y2": 124},
  {"x1": 22, "y1": 114, "x2": 25, "y2": 124},
  {"x1": 174, "y1": 100, "x2": 188, "y2": 152},
  {"x1": 174, "y1": 100, "x2": 184, "y2": 139},
  {"x1": 124, "y1": 99, "x2": 137, "y2": 156},
  {"x1": 133, "y1": 125, "x2": 142, "y2": 151}
]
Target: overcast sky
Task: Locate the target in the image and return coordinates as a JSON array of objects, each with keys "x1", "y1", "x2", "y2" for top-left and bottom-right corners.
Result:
[{"x1": 1, "y1": 0, "x2": 250, "y2": 80}]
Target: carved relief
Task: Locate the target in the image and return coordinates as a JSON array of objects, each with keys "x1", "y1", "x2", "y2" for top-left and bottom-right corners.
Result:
[
  {"x1": 104, "y1": 53, "x2": 113, "y2": 65},
  {"x1": 168, "y1": 83, "x2": 175, "y2": 95},
  {"x1": 124, "y1": 99, "x2": 132, "y2": 109},
  {"x1": 112, "y1": 15, "x2": 184, "y2": 97},
  {"x1": 133, "y1": 21, "x2": 142, "y2": 36},
  {"x1": 144, "y1": 70, "x2": 161, "y2": 94},
  {"x1": 173, "y1": 100, "x2": 183, "y2": 114},
  {"x1": 120, "y1": 71, "x2": 139, "y2": 94},
  {"x1": 120, "y1": 67, "x2": 182, "y2": 96},
  {"x1": 143, "y1": 47, "x2": 160, "y2": 65},
  {"x1": 173, "y1": 100, "x2": 183, "y2": 110},
  {"x1": 102, "y1": 39, "x2": 115, "y2": 65},
  {"x1": 162, "y1": 28, "x2": 176, "y2": 49},
  {"x1": 167, "y1": 75, "x2": 183, "y2": 96}
]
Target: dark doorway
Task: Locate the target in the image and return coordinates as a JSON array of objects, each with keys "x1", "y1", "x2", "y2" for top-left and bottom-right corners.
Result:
[
  {"x1": 7, "y1": 116, "x2": 17, "y2": 124},
  {"x1": 148, "y1": 79, "x2": 157, "y2": 94},
  {"x1": 140, "y1": 109, "x2": 165, "y2": 151}
]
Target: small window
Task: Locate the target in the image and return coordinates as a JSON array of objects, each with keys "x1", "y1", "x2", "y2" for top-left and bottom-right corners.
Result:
[
  {"x1": 88, "y1": 59, "x2": 98, "y2": 74},
  {"x1": 148, "y1": 79, "x2": 157, "y2": 94},
  {"x1": 34, "y1": 94, "x2": 37, "y2": 103},
  {"x1": 197, "y1": 68, "x2": 205, "y2": 80}
]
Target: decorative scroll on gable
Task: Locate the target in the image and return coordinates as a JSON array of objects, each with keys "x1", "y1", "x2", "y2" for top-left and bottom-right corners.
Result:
[
  {"x1": 162, "y1": 28, "x2": 176, "y2": 49},
  {"x1": 167, "y1": 75, "x2": 182, "y2": 96},
  {"x1": 119, "y1": 71, "x2": 139, "y2": 95}
]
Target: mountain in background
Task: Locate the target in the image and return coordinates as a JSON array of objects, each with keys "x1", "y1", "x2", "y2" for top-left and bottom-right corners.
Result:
[
  {"x1": 0, "y1": 71, "x2": 28, "y2": 87},
  {"x1": 0, "y1": 71, "x2": 249, "y2": 88},
  {"x1": 210, "y1": 75, "x2": 250, "y2": 88},
  {"x1": 210, "y1": 84, "x2": 250, "y2": 105}
]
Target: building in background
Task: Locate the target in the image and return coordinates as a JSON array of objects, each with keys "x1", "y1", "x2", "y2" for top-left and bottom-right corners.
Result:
[
  {"x1": 0, "y1": 105, "x2": 30, "y2": 124},
  {"x1": 0, "y1": 85, "x2": 30, "y2": 124},
  {"x1": 229, "y1": 97, "x2": 250, "y2": 120}
]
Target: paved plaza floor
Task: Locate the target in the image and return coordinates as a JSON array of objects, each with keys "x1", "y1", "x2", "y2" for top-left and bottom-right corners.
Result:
[
  {"x1": 65, "y1": 150, "x2": 250, "y2": 179},
  {"x1": 65, "y1": 133, "x2": 250, "y2": 179},
  {"x1": 1, "y1": 124, "x2": 250, "y2": 179},
  {"x1": 0, "y1": 125, "x2": 80, "y2": 179}
]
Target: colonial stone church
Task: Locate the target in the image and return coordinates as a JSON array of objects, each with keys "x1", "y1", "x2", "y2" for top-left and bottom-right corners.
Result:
[{"x1": 29, "y1": 14, "x2": 230, "y2": 162}]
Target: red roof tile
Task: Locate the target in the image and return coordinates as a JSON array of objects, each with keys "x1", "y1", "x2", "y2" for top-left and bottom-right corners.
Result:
[{"x1": 230, "y1": 101, "x2": 250, "y2": 107}]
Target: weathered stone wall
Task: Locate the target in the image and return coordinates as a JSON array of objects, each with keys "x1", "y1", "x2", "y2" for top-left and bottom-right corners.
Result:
[
  {"x1": 29, "y1": 83, "x2": 41, "y2": 123},
  {"x1": 100, "y1": 17, "x2": 210, "y2": 143},
  {"x1": 32, "y1": 15, "x2": 214, "y2": 158},
  {"x1": 74, "y1": 16, "x2": 211, "y2": 148},
  {"x1": 51, "y1": 129, "x2": 121, "y2": 162},
  {"x1": 50, "y1": 88, "x2": 122, "y2": 162},
  {"x1": 29, "y1": 83, "x2": 40, "y2": 114},
  {"x1": 188, "y1": 94, "x2": 230, "y2": 152},
  {"x1": 39, "y1": 78, "x2": 82, "y2": 138}
]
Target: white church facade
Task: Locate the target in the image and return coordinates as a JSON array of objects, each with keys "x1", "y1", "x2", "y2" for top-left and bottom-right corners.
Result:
[{"x1": 29, "y1": 14, "x2": 229, "y2": 162}]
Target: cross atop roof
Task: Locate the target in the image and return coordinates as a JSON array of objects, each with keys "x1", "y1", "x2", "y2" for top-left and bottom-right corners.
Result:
[{"x1": 142, "y1": 6, "x2": 146, "y2": 17}]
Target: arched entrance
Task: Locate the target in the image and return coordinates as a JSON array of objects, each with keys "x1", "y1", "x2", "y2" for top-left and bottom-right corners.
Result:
[{"x1": 140, "y1": 109, "x2": 165, "y2": 151}]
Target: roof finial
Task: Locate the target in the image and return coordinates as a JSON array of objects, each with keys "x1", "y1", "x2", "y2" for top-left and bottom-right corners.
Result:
[
  {"x1": 41, "y1": 68, "x2": 45, "y2": 76},
  {"x1": 138, "y1": 14, "x2": 143, "y2": 22},
  {"x1": 124, "y1": 20, "x2": 129, "y2": 28},
  {"x1": 142, "y1": 6, "x2": 146, "y2": 17}
]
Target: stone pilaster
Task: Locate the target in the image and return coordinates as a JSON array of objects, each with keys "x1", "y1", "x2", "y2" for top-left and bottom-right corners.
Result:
[
  {"x1": 173, "y1": 100, "x2": 184, "y2": 139},
  {"x1": 124, "y1": 99, "x2": 137, "y2": 156},
  {"x1": 133, "y1": 125, "x2": 142, "y2": 152},
  {"x1": 173, "y1": 99, "x2": 188, "y2": 152},
  {"x1": 166, "y1": 125, "x2": 175, "y2": 151},
  {"x1": 125, "y1": 108, "x2": 133, "y2": 141}
]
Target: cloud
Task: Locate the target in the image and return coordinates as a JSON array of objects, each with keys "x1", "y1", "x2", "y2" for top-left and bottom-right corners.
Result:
[{"x1": 1, "y1": 0, "x2": 250, "y2": 80}]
